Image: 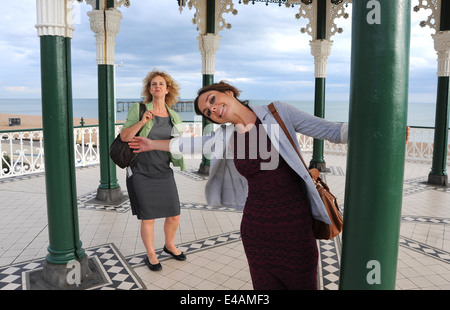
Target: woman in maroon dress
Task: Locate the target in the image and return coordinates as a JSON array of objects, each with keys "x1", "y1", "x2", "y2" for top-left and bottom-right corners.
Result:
[
  {"x1": 233, "y1": 118, "x2": 318, "y2": 289},
  {"x1": 128, "y1": 81, "x2": 349, "y2": 289}
]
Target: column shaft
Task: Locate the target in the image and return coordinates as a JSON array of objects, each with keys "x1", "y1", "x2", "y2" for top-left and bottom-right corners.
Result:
[{"x1": 339, "y1": 0, "x2": 411, "y2": 289}]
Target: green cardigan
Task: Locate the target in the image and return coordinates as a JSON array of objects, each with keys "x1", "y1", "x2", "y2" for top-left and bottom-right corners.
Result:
[{"x1": 121, "y1": 102, "x2": 186, "y2": 171}]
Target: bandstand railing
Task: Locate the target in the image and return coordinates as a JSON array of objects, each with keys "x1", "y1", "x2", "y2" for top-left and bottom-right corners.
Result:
[{"x1": 1, "y1": 124, "x2": 449, "y2": 179}]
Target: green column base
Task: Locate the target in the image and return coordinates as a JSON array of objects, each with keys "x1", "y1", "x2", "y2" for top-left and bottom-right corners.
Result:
[
  {"x1": 46, "y1": 243, "x2": 85, "y2": 265},
  {"x1": 93, "y1": 186, "x2": 128, "y2": 205},
  {"x1": 309, "y1": 160, "x2": 329, "y2": 172},
  {"x1": 28, "y1": 255, "x2": 108, "y2": 290},
  {"x1": 428, "y1": 173, "x2": 448, "y2": 187},
  {"x1": 198, "y1": 163, "x2": 210, "y2": 175}
]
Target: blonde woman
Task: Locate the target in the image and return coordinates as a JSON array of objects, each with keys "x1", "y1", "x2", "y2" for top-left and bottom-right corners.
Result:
[{"x1": 120, "y1": 70, "x2": 186, "y2": 271}]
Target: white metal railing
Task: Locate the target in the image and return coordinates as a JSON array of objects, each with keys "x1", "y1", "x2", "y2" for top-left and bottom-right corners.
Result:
[
  {"x1": 298, "y1": 126, "x2": 450, "y2": 164},
  {"x1": 1, "y1": 125, "x2": 449, "y2": 179}
]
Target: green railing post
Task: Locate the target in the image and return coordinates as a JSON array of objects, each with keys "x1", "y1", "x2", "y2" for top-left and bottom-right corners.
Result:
[{"x1": 339, "y1": 0, "x2": 411, "y2": 289}]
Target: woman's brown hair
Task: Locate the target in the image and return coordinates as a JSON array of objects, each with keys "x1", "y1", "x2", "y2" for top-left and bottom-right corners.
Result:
[{"x1": 194, "y1": 81, "x2": 249, "y2": 123}]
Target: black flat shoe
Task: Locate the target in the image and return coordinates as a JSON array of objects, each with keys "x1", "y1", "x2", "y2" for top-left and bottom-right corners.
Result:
[
  {"x1": 144, "y1": 256, "x2": 162, "y2": 271},
  {"x1": 163, "y1": 245, "x2": 186, "y2": 261}
]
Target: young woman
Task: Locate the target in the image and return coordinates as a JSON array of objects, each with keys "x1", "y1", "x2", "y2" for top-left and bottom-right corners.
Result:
[{"x1": 129, "y1": 81, "x2": 348, "y2": 288}]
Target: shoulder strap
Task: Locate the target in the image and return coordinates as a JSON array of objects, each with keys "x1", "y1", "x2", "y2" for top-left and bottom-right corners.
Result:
[
  {"x1": 268, "y1": 103, "x2": 309, "y2": 171},
  {"x1": 139, "y1": 103, "x2": 146, "y2": 120},
  {"x1": 136, "y1": 103, "x2": 146, "y2": 136}
]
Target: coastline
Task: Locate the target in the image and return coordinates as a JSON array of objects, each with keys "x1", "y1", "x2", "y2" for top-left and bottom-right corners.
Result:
[{"x1": 0, "y1": 114, "x2": 99, "y2": 131}]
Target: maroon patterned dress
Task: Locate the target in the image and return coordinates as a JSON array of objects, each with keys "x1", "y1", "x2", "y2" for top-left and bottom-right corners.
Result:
[{"x1": 234, "y1": 118, "x2": 318, "y2": 290}]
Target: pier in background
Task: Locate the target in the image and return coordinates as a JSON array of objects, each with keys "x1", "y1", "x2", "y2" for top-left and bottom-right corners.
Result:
[{"x1": 116, "y1": 99, "x2": 194, "y2": 113}]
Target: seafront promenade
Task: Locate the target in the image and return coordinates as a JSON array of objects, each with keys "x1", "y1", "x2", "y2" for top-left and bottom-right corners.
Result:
[{"x1": 0, "y1": 151, "x2": 449, "y2": 290}]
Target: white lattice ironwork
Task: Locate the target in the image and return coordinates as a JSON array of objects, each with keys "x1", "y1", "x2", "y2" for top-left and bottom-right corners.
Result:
[
  {"x1": 84, "y1": 0, "x2": 130, "y2": 9},
  {"x1": 288, "y1": 0, "x2": 350, "y2": 39},
  {"x1": 179, "y1": 0, "x2": 238, "y2": 34},
  {"x1": 414, "y1": 0, "x2": 441, "y2": 33},
  {"x1": 414, "y1": 0, "x2": 449, "y2": 77}
]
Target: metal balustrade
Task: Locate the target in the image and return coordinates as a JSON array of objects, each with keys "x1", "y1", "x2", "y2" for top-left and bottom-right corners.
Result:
[{"x1": 1, "y1": 124, "x2": 448, "y2": 179}]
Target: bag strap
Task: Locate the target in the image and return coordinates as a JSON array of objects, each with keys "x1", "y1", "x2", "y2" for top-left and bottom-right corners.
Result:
[
  {"x1": 128, "y1": 103, "x2": 146, "y2": 167},
  {"x1": 268, "y1": 103, "x2": 309, "y2": 171},
  {"x1": 136, "y1": 102, "x2": 146, "y2": 135}
]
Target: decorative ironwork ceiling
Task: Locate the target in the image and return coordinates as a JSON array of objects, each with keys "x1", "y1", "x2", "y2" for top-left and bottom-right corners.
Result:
[{"x1": 236, "y1": 0, "x2": 347, "y2": 7}]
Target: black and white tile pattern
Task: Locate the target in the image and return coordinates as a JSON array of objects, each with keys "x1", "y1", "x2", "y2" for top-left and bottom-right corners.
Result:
[
  {"x1": 399, "y1": 237, "x2": 450, "y2": 264},
  {"x1": 404, "y1": 176, "x2": 450, "y2": 195},
  {"x1": 127, "y1": 231, "x2": 242, "y2": 268},
  {"x1": 77, "y1": 190, "x2": 131, "y2": 213},
  {"x1": 0, "y1": 244, "x2": 145, "y2": 290},
  {"x1": 317, "y1": 237, "x2": 342, "y2": 290}
]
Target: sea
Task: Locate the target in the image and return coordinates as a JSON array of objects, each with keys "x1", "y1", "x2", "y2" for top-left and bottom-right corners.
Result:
[{"x1": 0, "y1": 98, "x2": 439, "y2": 128}]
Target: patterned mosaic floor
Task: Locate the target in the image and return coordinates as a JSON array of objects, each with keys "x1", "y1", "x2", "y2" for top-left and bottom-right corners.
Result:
[
  {"x1": 1, "y1": 165, "x2": 449, "y2": 290},
  {"x1": 0, "y1": 243, "x2": 145, "y2": 290}
]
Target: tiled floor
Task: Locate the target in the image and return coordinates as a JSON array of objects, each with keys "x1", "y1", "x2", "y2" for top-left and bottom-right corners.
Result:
[{"x1": 0, "y1": 154, "x2": 449, "y2": 290}]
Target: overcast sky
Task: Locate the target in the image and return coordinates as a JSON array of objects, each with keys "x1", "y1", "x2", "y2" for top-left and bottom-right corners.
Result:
[{"x1": 0, "y1": 0, "x2": 439, "y2": 104}]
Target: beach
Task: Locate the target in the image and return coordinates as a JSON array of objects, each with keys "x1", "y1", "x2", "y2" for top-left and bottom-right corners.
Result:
[{"x1": 0, "y1": 114, "x2": 99, "y2": 131}]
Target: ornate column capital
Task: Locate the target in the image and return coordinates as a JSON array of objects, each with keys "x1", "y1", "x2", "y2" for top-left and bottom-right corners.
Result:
[
  {"x1": 35, "y1": 0, "x2": 75, "y2": 38},
  {"x1": 197, "y1": 34, "x2": 221, "y2": 75},
  {"x1": 433, "y1": 31, "x2": 450, "y2": 77},
  {"x1": 290, "y1": 0, "x2": 350, "y2": 78},
  {"x1": 87, "y1": 8, "x2": 123, "y2": 65},
  {"x1": 310, "y1": 39, "x2": 333, "y2": 78},
  {"x1": 415, "y1": 1, "x2": 449, "y2": 76}
]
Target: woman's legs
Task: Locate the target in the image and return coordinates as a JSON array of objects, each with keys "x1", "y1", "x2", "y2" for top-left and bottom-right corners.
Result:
[
  {"x1": 164, "y1": 215, "x2": 181, "y2": 254},
  {"x1": 140, "y1": 219, "x2": 159, "y2": 264},
  {"x1": 141, "y1": 215, "x2": 183, "y2": 264}
]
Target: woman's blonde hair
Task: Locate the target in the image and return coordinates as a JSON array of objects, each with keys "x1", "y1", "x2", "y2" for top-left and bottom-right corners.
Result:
[{"x1": 141, "y1": 69, "x2": 180, "y2": 108}]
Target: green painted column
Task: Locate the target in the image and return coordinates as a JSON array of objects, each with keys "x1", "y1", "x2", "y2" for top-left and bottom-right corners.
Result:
[
  {"x1": 87, "y1": 4, "x2": 126, "y2": 203},
  {"x1": 339, "y1": 0, "x2": 411, "y2": 289},
  {"x1": 310, "y1": 0, "x2": 327, "y2": 171},
  {"x1": 199, "y1": 74, "x2": 214, "y2": 174},
  {"x1": 428, "y1": 2, "x2": 450, "y2": 187},
  {"x1": 198, "y1": 0, "x2": 217, "y2": 175},
  {"x1": 40, "y1": 36, "x2": 84, "y2": 265},
  {"x1": 97, "y1": 64, "x2": 120, "y2": 191},
  {"x1": 311, "y1": 75, "x2": 326, "y2": 170},
  {"x1": 428, "y1": 77, "x2": 449, "y2": 186}
]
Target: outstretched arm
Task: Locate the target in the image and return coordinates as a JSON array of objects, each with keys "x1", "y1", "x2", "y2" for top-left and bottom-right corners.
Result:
[{"x1": 128, "y1": 136, "x2": 170, "y2": 153}]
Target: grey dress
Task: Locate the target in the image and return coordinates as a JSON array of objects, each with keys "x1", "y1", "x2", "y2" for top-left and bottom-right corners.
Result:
[{"x1": 126, "y1": 116, "x2": 180, "y2": 220}]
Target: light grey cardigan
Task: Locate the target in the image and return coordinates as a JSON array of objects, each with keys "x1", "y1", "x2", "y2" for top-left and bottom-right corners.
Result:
[{"x1": 170, "y1": 101, "x2": 348, "y2": 224}]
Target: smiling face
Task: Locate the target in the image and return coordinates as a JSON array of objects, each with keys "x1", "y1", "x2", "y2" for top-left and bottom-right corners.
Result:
[{"x1": 197, "y1": 90, "x2": 236, "y2": 124}]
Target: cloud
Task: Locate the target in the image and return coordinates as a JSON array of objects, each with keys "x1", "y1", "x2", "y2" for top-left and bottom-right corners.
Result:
[
  {"x1": 3, "y1": 86, "x2": 40, "y2": 95},
  {"x1": 0, "y1": 0, "x2": 442, "y2": 106}
]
